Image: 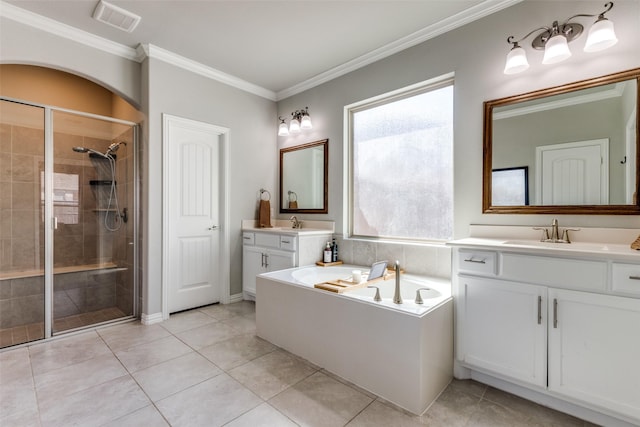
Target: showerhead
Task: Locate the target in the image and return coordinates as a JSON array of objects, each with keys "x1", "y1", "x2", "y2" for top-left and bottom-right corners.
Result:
[{"x1": 72, "y1": 146, "x2": 109, "y2": 158}]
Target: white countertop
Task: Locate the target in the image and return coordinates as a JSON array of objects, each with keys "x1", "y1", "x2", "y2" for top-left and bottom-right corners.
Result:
[
  {"x1": 448, "y1": 224, "x2": 640, "y2": 262},
  {"x1": 242, "y1": 219, "x2": 334, "y2": 236},
  {"x1": 448, "y1": 237, "x2": 639, "y2": 261}
]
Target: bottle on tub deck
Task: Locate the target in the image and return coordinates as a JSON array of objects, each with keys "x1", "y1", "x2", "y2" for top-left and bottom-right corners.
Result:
[
  {"x1": 324, "y1": 242, "x2": 332, "y2": 263},
  {"x1": 331, "y1": 238, "x2": 338, "y2": 262}
]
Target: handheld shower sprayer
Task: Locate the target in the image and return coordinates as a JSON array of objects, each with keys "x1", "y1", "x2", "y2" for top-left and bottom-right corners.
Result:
[
  {"x1": 71, "y1": 144, "x2": 125, "y2": 231},
  {"x1": 72, "y1": 146, "x2": 109, "y2": 158}
]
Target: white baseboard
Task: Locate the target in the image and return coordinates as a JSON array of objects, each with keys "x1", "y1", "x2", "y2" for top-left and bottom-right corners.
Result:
[
  {"x1": 227, "y1": 293, "x2": 244, "y2": 304},
  {"x1": 141, "y1": 312, "x2": 163, "y2": 325}
]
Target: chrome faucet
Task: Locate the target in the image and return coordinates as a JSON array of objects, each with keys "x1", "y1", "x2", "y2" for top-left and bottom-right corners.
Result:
[
  {"x1": 289, "y1": 215, "x2": 301, "y2": 229},
  {"x1": 393, "y1": 260, "x2": 402, "y2": 304}
]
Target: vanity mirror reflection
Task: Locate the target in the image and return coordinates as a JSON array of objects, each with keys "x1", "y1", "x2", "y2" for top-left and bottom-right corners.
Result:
[
  {"x1": 280, "y1": 139, "x2": 328, "y2": 214},
  {"x1": 483, "y1": 68, "x2": 640, "y2": 214}
]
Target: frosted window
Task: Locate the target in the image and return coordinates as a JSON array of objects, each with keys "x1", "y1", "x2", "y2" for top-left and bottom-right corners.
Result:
[
  {"x1": 41, "y1": 171, "x2": 80, "y2": 225},
  {"x1": 349, "y1": 83, "x2": 453, "y2": 240}
]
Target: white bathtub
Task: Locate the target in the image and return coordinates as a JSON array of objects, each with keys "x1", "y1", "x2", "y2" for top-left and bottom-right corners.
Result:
[
  {"x1": 288, "y1": 265, "x2": 450, "y2": 315},
  {"x1": 256, "y1": 264, "x2": 453, "y2": 415}
]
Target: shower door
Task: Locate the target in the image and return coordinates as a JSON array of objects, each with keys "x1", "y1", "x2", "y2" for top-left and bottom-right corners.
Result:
[
  {"x1": 52, "y1": 110, "x2": 137, "y2": 333},
  {"x1": 0, "y1": 97, "x2": 138, "y2": 348},
  {"x1": 0, "y1": 100, "x2": 46, "y2": 347}
]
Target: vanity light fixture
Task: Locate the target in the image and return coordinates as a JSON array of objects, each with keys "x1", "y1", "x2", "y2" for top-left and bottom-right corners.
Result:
[
  {"x1": 503, "y1": 2, "x2": 618, "y2": 75},
  {"x1": 278, "y1": 107, "x2": 312, "y2": 136}
]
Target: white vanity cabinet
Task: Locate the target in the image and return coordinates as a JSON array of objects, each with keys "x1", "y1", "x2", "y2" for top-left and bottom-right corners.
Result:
[
  {"x1": 547, "y1": 288, "x2": 640, "y2": 420},
  {"x1": 451, "y1": 242, "x2": 640, "y2": 426},
  {"x1": 242, "y1": 228, "x2": 332, "y2": 299},
  {"x1": 458, "y1": 275, "x2": 547, "y2": 387}
]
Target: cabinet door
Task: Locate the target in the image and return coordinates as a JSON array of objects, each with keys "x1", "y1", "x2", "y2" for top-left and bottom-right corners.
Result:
[
  {"x1": 243, "y1": 246, "x2": 265, "y2": 296},
  {"x1": 458, "y1": 276, "x2": 547, "y2": 387},
  {"x1": 548, "y1": 289, "x2": 640, "y2": 422},
  {"x1": 266, "y1": 249, "x2": 295, "y2": 273}
]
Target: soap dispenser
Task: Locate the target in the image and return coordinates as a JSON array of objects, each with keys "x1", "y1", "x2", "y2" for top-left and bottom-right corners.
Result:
[{"x1": 323, "y1": 242, "x2": 332, "y2": 263}]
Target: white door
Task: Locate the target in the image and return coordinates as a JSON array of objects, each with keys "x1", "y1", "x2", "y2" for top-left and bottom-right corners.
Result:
[
  {"x1": 548, "y1": 289, "x2": 640, "y2": 422},
  {"x1": 459, "y1": 276, "x2": 547, "y2": 387},
  {"x1": 535, "y1": 139, "x2": 608, "y2": 205},
  {"x1": 164, "y1": 115, "x2": 222, "y2": 313}
]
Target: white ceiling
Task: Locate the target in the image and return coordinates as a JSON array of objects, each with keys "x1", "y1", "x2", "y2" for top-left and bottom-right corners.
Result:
[{"x1": 2, "y1": 0, "x2": 520, "y2": 99}]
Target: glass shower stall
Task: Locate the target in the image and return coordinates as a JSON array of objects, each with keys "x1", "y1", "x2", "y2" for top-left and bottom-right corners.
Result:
[{"x1": 0, "y1": 98, "x2": 139, "y2": 348}]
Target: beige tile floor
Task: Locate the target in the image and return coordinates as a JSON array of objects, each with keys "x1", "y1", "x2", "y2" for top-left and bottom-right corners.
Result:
[
  {"x1": 0, "y1": 306, "x2": 128, "y2": 348},
  {"x1": 0, "y1": 301, "x2": 596, "y2": 427}
]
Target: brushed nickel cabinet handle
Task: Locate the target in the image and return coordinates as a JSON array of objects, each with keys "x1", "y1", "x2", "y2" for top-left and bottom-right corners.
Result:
[
  {"x1": 464, "y1": 258, "x2": 486, "y2": 264},
  {"x1": 629, "y1": 276, "x2": 640, "y2": 281},
  {"x1": 553, "y1": 298, "x2": 558, "y2": 329},
  {"x1": 537, "y1": 296, "x2": 542, "y2": 325}
]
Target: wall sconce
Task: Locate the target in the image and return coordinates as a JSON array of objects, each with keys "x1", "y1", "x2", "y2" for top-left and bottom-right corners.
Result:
[
  {"x1": 504, "y1": 2, "x2": 618, "y2": 75},
  {"x1": 278, "y1": 107, "x2": 312, "y2": 136}
]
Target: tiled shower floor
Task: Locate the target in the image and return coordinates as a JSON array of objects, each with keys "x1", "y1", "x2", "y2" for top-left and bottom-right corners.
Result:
[
  {"x1": 0, "y1": 306, "x2": 127, "y2": 348},
  {"x1": 0, "y1": 301, "x2": 597, "y2": 426}
]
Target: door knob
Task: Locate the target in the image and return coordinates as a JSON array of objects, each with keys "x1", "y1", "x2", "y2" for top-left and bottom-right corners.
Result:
[{"x1": 208, "y1": 225, "x2": 219, "y2": 230}]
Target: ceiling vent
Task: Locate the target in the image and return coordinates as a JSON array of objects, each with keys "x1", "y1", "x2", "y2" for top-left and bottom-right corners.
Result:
[{"x1": 92, "y1": 0, "x2": 141, "y2": 33}]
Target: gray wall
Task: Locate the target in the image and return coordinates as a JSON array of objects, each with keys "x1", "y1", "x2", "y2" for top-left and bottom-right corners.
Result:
[
  {"x1": 276, "y1": 0, "x2": 640, "y2": 236},
  {"x1": 143, "y1": 58, "x2": 276, "y2": 313}
]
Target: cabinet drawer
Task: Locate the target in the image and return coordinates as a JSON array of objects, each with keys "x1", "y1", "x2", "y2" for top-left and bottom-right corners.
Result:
[
  {"x1": 255, "y1": 233, "x2": 280, "y2": 249},
  {"x1": 279, "y1": 235, "x2": 296, "y2": 251},
  {"x1": 501, "y1": 253, "x2": 606, "y2": 291},
  {"x1": 612, "y1": 263, "x2": 640, "y2": 296},
  {"x1": 242, "y1": 232, "x2": 255, "y2": 245},
  {"x1": 457, "y1": 250, "x2": 497, "y2": 276}
]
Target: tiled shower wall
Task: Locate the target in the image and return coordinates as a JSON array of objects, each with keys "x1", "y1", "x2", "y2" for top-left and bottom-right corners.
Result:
[
  {"x1": 333, "y1": 236, "x2": 451, "y2": 279},
  {"x1": 0, "y1": 123, "x2": 135, "y2": 330}
]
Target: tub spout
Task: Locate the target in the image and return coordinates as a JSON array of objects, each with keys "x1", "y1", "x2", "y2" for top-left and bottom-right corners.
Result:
[{"x1": 393, "y1": 260, "x2": 402, "y2": 304}]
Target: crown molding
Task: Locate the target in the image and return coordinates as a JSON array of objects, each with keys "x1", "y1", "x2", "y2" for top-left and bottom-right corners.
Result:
[
  {"x1": 0, "y1": 0, "x2": 139, "y2": 62},
  {"x1": 493, "y1": 82, "x2": 627, "y2": 120},
  {"x1": 275, "y1": 0, "x2": 523, "y2": 100},
  {"x1": 141, "y1": 44, "x2": 277, "y2": 101}
]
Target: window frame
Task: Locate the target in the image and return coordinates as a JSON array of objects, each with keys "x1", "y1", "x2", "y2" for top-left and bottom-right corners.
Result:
[{"x1": 343, "y1": 73, "x2": 455, "y2": 242}]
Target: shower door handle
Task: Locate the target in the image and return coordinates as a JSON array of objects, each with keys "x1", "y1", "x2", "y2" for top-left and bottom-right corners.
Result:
[{"x1": 52, "y1": 217, "x2": 58, "y2": 230}]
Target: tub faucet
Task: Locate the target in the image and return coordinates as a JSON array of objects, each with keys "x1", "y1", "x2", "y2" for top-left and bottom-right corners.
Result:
[
  {"x1": 393, "y1": 260, "x2": 402, "y2": 304},
  {"x1": 289, "y1": 215, "x2": 301, "y2": 229}
]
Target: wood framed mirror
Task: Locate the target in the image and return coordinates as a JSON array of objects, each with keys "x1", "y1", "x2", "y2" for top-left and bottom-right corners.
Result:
[
  {"x1": 483, "y1": 68, "x2": 640, "y2": 214},
  {"x1": 280, "y1": 139, "x2": 328, "y2": 214}
]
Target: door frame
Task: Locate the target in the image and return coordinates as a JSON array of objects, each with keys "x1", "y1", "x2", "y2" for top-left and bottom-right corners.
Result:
[{"x1": 162, "y1": 114, "x2": 230, "y2": 320}]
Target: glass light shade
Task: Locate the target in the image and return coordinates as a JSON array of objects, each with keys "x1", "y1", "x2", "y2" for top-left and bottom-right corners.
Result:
[
  {"x1": 542, "y1": 34, "x2": 572, "y2": 64},
  {"x1": 584, "y1": 18, "x2": 618, "y2": 52},
  {"x1": 289, "y1": 118, "x2": 301, "y2": 133},
  {"x1": 504, "y1": 46, "x2": 530, "y2": 75},
  {"x1": 278, "y1": 121, "x2": 289, "y2": 136},
  {"x1": 300, "y1": 114, "x2": 312, "y2": 130}
]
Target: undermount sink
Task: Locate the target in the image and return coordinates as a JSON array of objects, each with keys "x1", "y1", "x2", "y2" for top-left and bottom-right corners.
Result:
[{"x1": 503, "y1": 240, "x2": 611, "y2": 251}]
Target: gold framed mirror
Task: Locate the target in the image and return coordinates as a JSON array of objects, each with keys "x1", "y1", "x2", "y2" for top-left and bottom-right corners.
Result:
[
  {"x1": 483, "y1": 68, "x2": 640, "y2": 214},
  {"x1": 280, "y1": 139, "x2": 328, "y2": 214}
]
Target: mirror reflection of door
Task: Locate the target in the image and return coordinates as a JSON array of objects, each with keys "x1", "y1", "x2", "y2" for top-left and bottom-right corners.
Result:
[{"x1": 536, "y1": 139, "x2": 609, "y2": 205}]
